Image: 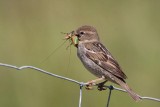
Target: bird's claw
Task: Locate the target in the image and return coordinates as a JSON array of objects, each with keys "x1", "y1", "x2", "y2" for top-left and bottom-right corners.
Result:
[
  {"x1": 97, "y1": 82, "x2": 107, "y2": 91},
  {"x1": 85, "y1": 81, "x2": 96, "y2": 90}
]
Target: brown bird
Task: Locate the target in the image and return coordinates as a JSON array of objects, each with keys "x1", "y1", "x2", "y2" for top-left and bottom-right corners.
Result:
[{"x1": 67, "y1": 25, "x2": 141, "y2": 101}]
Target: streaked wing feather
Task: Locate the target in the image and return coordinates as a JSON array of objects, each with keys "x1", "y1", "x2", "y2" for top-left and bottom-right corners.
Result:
[{"x1": 85, "y1": 42, "x2": 127, "y2": 79}]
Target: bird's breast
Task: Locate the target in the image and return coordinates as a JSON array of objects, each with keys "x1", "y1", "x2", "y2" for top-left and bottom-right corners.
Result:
[{"x1": 77, "y1": 43, "x2": 105, "y2": 78}]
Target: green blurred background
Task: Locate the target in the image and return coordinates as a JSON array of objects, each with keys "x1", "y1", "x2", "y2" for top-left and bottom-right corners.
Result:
[{"x1": 0, "y1": 0, "x2": 160, "y2": 107}]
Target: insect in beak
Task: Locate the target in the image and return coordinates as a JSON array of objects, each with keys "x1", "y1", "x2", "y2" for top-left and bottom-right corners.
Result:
[{"x1": 64, "y1": 31, "x2": 78, "y2": 48}]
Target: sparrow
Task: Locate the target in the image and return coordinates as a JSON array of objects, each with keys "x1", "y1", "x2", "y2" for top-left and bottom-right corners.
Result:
[{"x1": 66, "y1": 25, "x2": 141, "y2": 101}]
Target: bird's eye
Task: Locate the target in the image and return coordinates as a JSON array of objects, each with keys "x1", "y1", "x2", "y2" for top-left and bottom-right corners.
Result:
[
  {"x1": 80, "y1": 31, "x2": 85, "y2": 35},
  {"x1": 76, "y1": 31, "x2": 85, "y2": 37}
]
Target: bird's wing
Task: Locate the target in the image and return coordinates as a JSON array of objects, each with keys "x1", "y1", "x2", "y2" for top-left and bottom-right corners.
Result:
[{"x1": 84, "y1": 42, "x2": 127, "y2": 79}]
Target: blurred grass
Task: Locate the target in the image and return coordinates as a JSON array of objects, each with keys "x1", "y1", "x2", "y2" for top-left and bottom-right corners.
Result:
[{"x1": 0, "y1": 0, "x2": 160, "y2": 107}]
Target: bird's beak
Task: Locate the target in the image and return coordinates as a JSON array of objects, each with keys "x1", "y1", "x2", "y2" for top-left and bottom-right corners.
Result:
[{"x1": 64, "y1": 31, "x2": 79, "y2": 47}]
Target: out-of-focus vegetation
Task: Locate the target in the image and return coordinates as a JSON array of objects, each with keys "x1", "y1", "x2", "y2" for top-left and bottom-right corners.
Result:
[{"x1": 0, "y1": 0, "x2": 160, "y2": 107}]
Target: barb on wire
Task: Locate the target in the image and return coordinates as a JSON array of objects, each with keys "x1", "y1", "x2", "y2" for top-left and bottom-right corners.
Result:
[{"x1": 0, "y1": 63, "x2": 160, "y2": 107}]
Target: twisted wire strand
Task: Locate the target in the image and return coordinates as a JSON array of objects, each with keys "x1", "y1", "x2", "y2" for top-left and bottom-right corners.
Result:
[{"x1": 0, "y1": 63, "x2": 160, "y2": 107}]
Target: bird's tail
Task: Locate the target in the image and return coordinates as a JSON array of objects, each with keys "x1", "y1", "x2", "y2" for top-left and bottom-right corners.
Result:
[{"x1": 116, "y1": 79, "x2": 141, "y2": 101}]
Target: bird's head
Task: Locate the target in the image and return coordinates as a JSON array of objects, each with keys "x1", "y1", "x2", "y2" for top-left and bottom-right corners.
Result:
[
  {"x1": 64, "y1": 25, "x2": 99, "y2": 47},
  {"x1": 74, "y1": 25, "x2": 100, "y2": 42}
]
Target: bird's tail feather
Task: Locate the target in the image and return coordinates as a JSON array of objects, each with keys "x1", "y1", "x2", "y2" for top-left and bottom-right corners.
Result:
[{"x1": 115, "y1": 78, "x2": 141, "y2": 101}]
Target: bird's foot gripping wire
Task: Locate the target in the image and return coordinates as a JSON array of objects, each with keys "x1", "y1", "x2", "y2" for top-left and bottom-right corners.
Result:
[
  {"x1": 85, "y1": 80, "x2": 96, "y2": 90},
  {"x1": 85, "y1": 77, "x2": 106, "y2": 90},
  {"x1": 97, "y1": 80, "x2": 108, "y2": 91}
]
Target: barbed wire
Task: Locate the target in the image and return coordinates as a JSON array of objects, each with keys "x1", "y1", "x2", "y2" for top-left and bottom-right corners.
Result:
[{"x1": 0, "y1": 63, "x2": 160, "y2": 107}]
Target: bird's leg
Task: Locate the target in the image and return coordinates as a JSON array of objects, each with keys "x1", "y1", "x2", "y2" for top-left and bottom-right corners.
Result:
[
  {"x1": 86, "y1": 76, "x2": 105, "y2": 90},
  {"x1": 97, "y1": 80, "x2": 108, "y2": 91}
]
